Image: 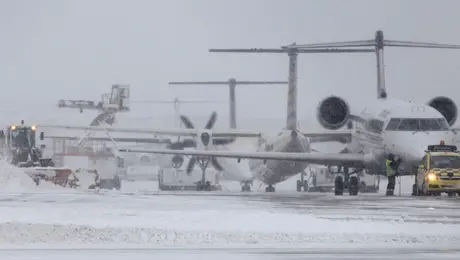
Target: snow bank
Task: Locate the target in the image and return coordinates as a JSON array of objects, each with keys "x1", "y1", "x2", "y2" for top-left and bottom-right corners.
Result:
[
  {"x1": 2, "y1": 195, "x2": 460, "y2": 247},
  {"x1": 1, "y1": 222, "x2": 459, "y2": 247},
  {"x1": 0, "y1": 160, "x2": 64, "y2": 192}
]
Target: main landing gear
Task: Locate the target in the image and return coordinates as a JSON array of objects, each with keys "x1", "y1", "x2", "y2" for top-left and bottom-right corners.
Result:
[
  {"x1": 196, "y1": 156, "x2": 213, "y2": 191},
  {"x1": 334, "y1": 167, "x2": 359, "y2": 196},
  {"x1": 296, "y1": 170, "x2": 309, "y2": 192},
  {"x1": 241, "y1": 180, "x2": 252, "y2": 192},
  {"x1": 265, "y1": 185, "x2": 275, "y2": 192}
]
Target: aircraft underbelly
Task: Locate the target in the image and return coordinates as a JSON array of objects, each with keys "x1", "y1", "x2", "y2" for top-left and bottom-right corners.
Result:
[
  {"x1": 217, "y1": 157, "x2": 252, "y2": 181},
  {"x1": 249, "y1": 135, "x2": 308, "y2": 185},
  {"x1": 249, "y1": 157, "x2": 308, "y2": 185}
]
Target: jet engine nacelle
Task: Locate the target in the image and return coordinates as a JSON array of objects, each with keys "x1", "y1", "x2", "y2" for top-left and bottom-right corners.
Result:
[
  {"x1": 316, "y1": 96, "x2": 351, "y2": 130},
  {"x1": 427, "y1": 96, "x2": 458, "y2": 126}
]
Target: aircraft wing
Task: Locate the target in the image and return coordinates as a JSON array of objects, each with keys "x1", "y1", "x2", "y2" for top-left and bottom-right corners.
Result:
[
  {"x1": 118, "y1": 148, "x2": 375, "y2": 168},
  {"x1": 38, "y1": 125, "x2": 262, "y2": 138},
  {"x1": 302, "y1": 131, "x2": 352, "y2": 143},
  {"x1": 45, "y1": 135, "x2": 172, "y2": 144}
]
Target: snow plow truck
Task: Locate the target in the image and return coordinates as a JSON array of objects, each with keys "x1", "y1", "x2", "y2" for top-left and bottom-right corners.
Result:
[{"x1": 0, "y1": 120, "x2": 80, "y2": 187}]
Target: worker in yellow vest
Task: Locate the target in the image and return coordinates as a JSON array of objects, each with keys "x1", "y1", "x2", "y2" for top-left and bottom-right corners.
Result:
[{"x1": 385, "y1": 153, "x2": 401, "y2": 196}]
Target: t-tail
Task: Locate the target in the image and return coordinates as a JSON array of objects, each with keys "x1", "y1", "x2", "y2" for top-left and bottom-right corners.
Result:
[
  {"x1": 286, "y1": 51, "x2": 298, "y2": 131},
  {"x1": 168, "y1": 79, "x2": 288, "y2": 129}
]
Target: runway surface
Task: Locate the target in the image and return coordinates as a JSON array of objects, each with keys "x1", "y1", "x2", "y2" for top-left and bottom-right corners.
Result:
[
  {"x1": 2, "y1": 247, "x2": 460, "y2": 260},
  {"x1": 1, "y1": 177, "x2": 460, "y2": 259}
]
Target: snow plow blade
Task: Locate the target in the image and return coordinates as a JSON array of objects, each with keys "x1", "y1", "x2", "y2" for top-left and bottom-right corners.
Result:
[
  {"x1": 22, "y1": 167, "x2": 79, "y2": 187},
  {"x1": 21, "y1": 167, "x2": 100, "y2": 189}
]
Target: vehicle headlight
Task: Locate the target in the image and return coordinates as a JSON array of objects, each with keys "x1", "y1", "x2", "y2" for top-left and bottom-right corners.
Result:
[{"x1": 427, "y1": 173, "x2": 437, "y2": 181}]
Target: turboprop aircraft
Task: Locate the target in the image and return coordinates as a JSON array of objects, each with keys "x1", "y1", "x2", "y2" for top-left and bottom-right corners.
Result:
[{"x1": 40, "y1": 71, "x2": 354, "y2": 193}]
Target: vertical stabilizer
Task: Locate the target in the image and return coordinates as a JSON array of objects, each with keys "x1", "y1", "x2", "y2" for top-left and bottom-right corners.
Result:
[{"x1": 286, "y1": 50, "x2": 298, "y2": 130}]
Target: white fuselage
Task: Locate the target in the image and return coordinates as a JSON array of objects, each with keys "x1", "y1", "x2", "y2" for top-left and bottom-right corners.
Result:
[
  {"x1": 343, "y1": 99, "x2": 457, "y2": 174},
  {"x1": 215, "y1": 150, "x2": 254, "y2": 181},
  {"x1": 248, "y1": 130, "x2": 309, "y2": 185}
]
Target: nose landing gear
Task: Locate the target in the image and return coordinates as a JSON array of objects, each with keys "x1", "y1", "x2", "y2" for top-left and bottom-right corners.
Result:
[{"x1": 334, "y1": 167, "x2": 360, "y2": 196}]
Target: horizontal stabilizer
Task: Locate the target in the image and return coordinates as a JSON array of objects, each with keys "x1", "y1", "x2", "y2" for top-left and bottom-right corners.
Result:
[
  {"x1": 169, "y1": 81, "x2": 288, "y2": 85},
  {"x1": 209, "y1": 48, "x2": 375, "y2": 54}
]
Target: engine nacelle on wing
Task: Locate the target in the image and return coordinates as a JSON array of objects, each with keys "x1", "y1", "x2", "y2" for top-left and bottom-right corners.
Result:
[
  {"x1": 427, "y1": 96, "x2": 458, "y2": 126},
  {"x1": 316, "y1": 96, "x2": 351, "y2": 130}
]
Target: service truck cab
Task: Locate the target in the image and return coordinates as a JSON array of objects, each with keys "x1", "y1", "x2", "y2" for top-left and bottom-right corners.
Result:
[{"x1": 412, "y1": 142, "x2": 460, "y2": 197}]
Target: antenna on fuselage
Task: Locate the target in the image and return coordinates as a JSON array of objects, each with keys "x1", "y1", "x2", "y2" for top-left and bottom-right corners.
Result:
[
  {"x1": 209, "y1": 46, "x2": 374, "y2": 130},
  {"x1": 169, "y1": 79, "x2": 288, "y2": 129},
  {"x1": 287, "y1": 30, "x2": 460, "y2": 100}
]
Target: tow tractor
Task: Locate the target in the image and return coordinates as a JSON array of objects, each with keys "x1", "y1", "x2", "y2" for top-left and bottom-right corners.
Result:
[
  {"x1": 412, "y1": 141, "x2": 460, "y2": 197},
  {"x1": 0, "y1": 121, "x2": 77, "y2": 187}
]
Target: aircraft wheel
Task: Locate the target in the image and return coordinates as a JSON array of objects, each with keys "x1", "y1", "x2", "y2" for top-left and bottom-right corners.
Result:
[
  {"x1": 447, "y1": 192, "x2": 455, "y2": 197},
  {"x1": 334, "y1": 176, "x2": 344, "y2": 196},
  {"x1": 296, "y1": 180, "x2": 302, "y2": 192},
  {"x1": 205, "y1": 181, "x2": 211, "y2": 191},
  {"x1": 303, "y1": 180, "x2": 308, "y2": 192},
  {"x1": 349, "y1": 176, "x2": 359, "y2": 196},
  {"x1": 241, "y1": 182, "x2": 251, "y2": 192},
  {"x1": 265, "y1": 185, "x2": 275, "y2": 192}
]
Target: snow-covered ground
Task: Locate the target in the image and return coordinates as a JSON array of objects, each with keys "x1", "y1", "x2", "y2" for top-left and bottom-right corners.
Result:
[{"x1": 1, "y1": 160, "x2": 460, "y2": 256}]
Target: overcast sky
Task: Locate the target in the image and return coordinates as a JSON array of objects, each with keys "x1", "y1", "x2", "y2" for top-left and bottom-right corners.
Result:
[{"x1": 2, "y1": 0, "x2": 460, "y2": 131}]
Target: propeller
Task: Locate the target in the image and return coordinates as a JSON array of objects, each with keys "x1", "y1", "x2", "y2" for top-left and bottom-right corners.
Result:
[{"x1": 168, "y1": 111, "x2": 234, "y2": 175}]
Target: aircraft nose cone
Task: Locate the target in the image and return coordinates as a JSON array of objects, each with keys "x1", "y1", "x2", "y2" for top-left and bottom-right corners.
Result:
[{"x1": 408, "y1": 132, "x2": 455, "y2": 161}]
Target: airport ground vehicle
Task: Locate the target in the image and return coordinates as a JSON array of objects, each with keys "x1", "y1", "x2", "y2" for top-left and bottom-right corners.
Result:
[
  {"x1": 158, "y1": 167, "x2": 221, "y2": 191},
  {"x1": 412, "y1": 142, "x2": 460, "y2": 197},
  {"x1": 306, "y1": 166, "x2": 380, "y2": 194},
  {"x1": 0, "y1": 121, "x2": 75, "y2": 186},
  {"x1": 47, "y1": 136, "x2": 123, "y2": 190}
]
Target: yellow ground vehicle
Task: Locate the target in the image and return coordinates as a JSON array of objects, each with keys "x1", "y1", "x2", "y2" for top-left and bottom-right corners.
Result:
[{"x1": 412, "y1": 142, "x2": 460, "y2": 197}]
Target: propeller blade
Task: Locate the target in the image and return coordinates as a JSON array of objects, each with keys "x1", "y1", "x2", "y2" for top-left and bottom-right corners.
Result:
[
  {"x1": 211, "y1": 157, "x2": 224, "y2": 171},
  {"x1": 180, "y1": 115, "x2": 195, "y2": 129},
  {"x1": 212, "y1": 137, "x2": 235, "y2": 146},
  {"x1": 204, "y1": 112, "x2": 217, "y2": 129},
  {"x1": 186, "y1": 157, "x2": 196, "y2": 175}
]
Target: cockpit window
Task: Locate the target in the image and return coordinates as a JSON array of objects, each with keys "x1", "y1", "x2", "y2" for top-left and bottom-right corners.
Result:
[
  {"x1": 437, "y1": 118, "x2": 450, "y2": 130},
  {"x1": 385, "y1": 118, "x2": 401, "y2": 131},
  {"x1": 365, "y1": 119, "x2": 384, "y2": 134},
  {"x1": 397, "y1": 119, "x2": 418, "y2": 131},
  {"x1": 420, "y1": 119, "x2": 447, "y2": 131},
  {"x1": 385, "y1": 118, "x2": 450, "y2": 131}
]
